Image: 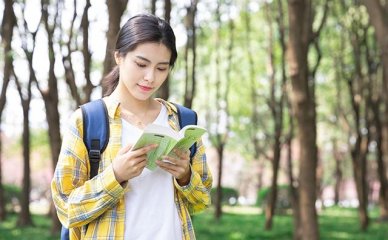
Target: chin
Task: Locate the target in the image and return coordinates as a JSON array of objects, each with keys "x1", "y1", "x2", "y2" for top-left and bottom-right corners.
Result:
[{"x1": 134, "y1": 93, "x2": 153, "y2": 101}]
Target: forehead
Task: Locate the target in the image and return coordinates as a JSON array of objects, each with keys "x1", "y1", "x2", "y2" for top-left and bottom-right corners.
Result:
[{"x1": 129, "y1": 42, "x2": 171, "y2": 63}]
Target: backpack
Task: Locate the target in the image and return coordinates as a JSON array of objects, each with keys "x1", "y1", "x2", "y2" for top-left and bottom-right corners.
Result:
[{"x1": 60, "y1": 99, "x2": 198, "y2": 240}]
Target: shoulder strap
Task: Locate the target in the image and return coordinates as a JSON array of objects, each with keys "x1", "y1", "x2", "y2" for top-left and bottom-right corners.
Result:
[
  {"x1": 172, "y1": 103, "x2": 198, "y2": 160},
  {"x1": 80, "y1": 99, "x2": 110, "y2": 179}
]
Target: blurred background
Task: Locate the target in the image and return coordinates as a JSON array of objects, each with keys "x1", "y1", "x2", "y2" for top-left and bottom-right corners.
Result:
[{"x1": 0, "y1": 0, "x2": 388, "y2": 239}]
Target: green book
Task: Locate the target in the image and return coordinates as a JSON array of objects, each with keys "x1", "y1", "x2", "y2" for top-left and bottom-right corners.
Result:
[{"x1": 132, "y1": 123, "x2": 207, "y2": 170}]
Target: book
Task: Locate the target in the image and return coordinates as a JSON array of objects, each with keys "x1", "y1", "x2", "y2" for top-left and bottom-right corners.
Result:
[{"x1": 131, "y1": 123, "x2": 207, "y2": 170}]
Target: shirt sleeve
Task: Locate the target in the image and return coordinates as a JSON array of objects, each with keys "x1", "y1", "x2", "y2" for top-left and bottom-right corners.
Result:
[
  {"x1": 174, "y1": 139, "x2": 213, "y2": 214},
  {"x1": 50, "y1": 109, "x2": 126, "y2": 228}
]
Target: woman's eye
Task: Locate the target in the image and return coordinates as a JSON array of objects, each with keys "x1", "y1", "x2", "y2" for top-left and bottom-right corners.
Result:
[
  {"x1": 157, "y1": 68, "x2": 167, "y2": 72},
  {"x1": 136, "y1": 62, "x2": 146, "y2": 68}
]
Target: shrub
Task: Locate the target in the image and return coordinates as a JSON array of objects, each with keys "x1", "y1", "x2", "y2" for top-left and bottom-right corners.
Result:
[
  {"x1": 2, "y1": 184, "x2": 21, "y2": 213},
  {"x1": 256, "y1": 185, "x2": 292, "y2": 213},
  {"x1": 211, "y1": 187, "x2": 239, "y2": 205}
]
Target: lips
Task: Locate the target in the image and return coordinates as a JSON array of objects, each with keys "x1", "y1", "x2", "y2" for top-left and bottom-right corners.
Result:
[{"x1": 137, "y1": 84, "x2": 153, "y2": 92}]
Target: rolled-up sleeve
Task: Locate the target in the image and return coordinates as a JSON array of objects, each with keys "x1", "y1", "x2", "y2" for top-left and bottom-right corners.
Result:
[
  {"x1": 51, "y1": 109, "x2": 126, "y2": 228},
  {"x1": 174, "y1": 139, "x2": 213, "y2": 214}
]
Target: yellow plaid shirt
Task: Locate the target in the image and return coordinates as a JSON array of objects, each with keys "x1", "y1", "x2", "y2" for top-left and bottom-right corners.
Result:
[{"x1": 51, "y1": 96, "x2": 212, "y2": 240}]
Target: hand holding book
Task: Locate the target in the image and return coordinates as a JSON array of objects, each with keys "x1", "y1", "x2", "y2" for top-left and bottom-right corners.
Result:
[{"x1": 131, "y1": 123, "x2": 207, "y2": 170}]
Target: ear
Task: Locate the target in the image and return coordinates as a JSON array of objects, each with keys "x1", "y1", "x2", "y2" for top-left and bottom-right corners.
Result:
[{"x1": 114, "y1": 52, "x2": 121, "y2": 65}]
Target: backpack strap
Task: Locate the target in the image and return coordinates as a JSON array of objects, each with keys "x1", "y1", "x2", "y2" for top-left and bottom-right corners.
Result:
[
  {"x1": 172, "y1": 103, "x2": 198, "y2": 160},
  {"x1": 80, "y1": 99, "x2": 110, "y2": 179}
]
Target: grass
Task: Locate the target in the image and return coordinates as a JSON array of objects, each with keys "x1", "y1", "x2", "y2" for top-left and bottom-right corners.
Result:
[
  {"x1": 0, "y1": 207, "x2": 387, "y2": 239},
  {"x1": 0, "y1": 214, "x2": 59, "y2": 240},
  {"x1": 193, "y1": 206, "x2": 388, "y2": 240}
]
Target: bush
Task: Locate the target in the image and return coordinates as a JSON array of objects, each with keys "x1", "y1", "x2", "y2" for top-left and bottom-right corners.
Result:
[
  {"x1": 2, "y1": 184, "x2": 21, "y2": 213},
  {"x1": 256, "y1": 185, "x2": 292, "y2": 212},
  {"x1": 211, "y1": 187, "x2": 239, "y2": 205}
]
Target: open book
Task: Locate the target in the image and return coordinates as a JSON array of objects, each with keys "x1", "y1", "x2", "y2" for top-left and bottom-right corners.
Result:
[{"x1": 132, "y1": 123, "x2": 207, "y2": 170}]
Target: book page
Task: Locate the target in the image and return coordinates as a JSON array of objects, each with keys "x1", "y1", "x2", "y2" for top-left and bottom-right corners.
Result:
[
  {"x1": 174, "y1": 125, "x2": 207, "y2": 150},
  {"x1": 132, "y1": 124, "x2": 181, "y2": 170}
]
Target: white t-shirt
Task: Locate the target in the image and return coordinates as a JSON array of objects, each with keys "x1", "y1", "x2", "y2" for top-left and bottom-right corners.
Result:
[{"x1": 122, "y1": 105, "x2": 183, "y2": 240}]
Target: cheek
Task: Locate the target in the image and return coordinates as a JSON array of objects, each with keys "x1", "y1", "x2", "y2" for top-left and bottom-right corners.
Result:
[
  {"x1": 122, "y1": 65, "x2": 143, "y2": 79},
  {"x1": 157, "y1": 71, "x2": 169, "y2": 82}
]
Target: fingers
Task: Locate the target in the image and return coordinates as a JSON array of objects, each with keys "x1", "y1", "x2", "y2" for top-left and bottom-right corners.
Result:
[
  {"x1": 117, "y1": 143, "x2": 132, "y2": 155},
  {"x1": 129, "y1": 144, "x2": 158, "y2": 157},
  {"x1": 171, "y1": 149, "x2": 190, "y2": 161}
]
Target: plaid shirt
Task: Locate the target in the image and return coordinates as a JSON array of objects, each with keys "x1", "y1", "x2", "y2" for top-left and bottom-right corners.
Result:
[{"x1": 51, "y1": 96, "x2": 212, "y2": 240}]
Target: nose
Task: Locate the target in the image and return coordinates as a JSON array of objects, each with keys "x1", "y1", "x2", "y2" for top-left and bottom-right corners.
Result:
[{"x1": 144, "y1": 68, "x2": 155, "y2": 83}]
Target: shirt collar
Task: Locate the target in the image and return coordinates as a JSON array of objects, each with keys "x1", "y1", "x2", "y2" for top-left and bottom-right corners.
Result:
[{"x1": 102, "y1": 95, "x2": 178, "y2": 121}]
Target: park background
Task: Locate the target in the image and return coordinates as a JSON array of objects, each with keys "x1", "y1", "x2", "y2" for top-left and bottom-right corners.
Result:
[{"x1": 1, "y1": 0, "x2": 388, "y2": 239}]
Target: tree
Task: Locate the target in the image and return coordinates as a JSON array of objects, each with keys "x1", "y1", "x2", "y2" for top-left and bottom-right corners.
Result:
[
  {"x1": 37, "y1": 0, "x2": 63, "y2": 233},
  {"x1": 211, "y1": 0, "x2": 234, "y2": 221},
  {"x1": 337, "y1": 2, "x2": 376, "y2": 229},
  {"x1": 102, "y1": 0, "x2": 128, "y2": 81},
  {"x1": 0, "y1": 0, "x2": 16, "y2": 221},
  {"x1": 156, "y1": 0, "x2": 172, "y2": 99},
  {"x1": 61, "y1": 0, "x2": 95, "y2": 106},
  {"x1": 13, "y1": 0, "x2": 37, "y2": 225},
  {"x1": 287, "y1": 0, "x2": 328, "y2": 238},
  {"x1": 151, "y1": 0, "x2": 157, "y2": 14},
  {"x1": 361, "y1": 0, "x2": 388, "y2": 221},
  {"x1": 243, "y1": 0, "x2": 265, "y2": 194},
  {"x1": 263, "y1": 0, "x2": 288, "y2": 230},
  {"x1": 164, "y1": 0, "x2": 172, "y2": 23},
  {"x1": 183, "y1": 0, "x2": 198, "y2": 108}
]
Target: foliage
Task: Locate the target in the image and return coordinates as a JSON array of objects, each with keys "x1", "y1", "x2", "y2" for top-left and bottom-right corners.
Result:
[
  {"x1": 6, "y1": 128, "x2": 49, "y2": 158},
  {"x1": 210, "y1": 187, "x2": 239, "y2": 206},
  {"x1": 2, "y1": 184, "x2": 21, "y2": 213},
  {"x1": 256, "y1": 185, "x2": 291, "y2": 211}
]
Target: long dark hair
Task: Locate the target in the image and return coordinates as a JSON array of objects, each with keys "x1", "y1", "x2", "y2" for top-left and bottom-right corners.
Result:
[{"x1": 102, "y1": 14, "x2": 178, "y2": 96}]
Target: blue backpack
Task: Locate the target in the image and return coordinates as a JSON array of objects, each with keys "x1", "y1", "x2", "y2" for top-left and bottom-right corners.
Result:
[{"x1": 60, "y1": 99, "x2": 198, "y2": 240}]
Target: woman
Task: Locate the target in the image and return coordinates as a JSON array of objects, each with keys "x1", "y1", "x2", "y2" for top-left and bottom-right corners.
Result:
[{"x1": 51, "y1": 14, "x2": 212, "y2": 240}]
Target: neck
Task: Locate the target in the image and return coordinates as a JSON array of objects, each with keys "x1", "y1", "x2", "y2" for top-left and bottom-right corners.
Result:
[{"x1": 111, "y1": 89, "x2": 153, "y2": 115}]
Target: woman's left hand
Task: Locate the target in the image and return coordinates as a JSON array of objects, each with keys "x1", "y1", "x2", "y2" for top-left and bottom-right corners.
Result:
[{"x1": 156, "y1": 149, "x2": 191, "y2": 186}]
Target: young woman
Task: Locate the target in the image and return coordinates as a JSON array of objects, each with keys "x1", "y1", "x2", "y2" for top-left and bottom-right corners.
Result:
[{"x1": 51, "y1": 14, "x2": 212, "y2": 240}]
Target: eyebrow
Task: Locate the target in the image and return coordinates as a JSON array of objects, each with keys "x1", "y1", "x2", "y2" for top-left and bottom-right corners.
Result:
[{"x1": 135, "y1": 55, "x2": 170, "y2": 65}]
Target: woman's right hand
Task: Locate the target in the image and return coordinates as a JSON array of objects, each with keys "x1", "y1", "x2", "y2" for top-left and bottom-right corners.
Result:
[{"x1": 112, "y1": 144, "x2": 158, "y2": 183}]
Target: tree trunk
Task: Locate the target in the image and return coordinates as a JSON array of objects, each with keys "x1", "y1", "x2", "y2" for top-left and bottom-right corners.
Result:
[
  {"x1": 264, "y1": 0, "x2": 287, "y2": 230},
  {"x1": 157, "y1": 0, "x2": 172, "y2": 100},
  {"x1": 351, "y1": 143, "x2": 369, "y2": 230},
  {"x1": 13, "y1": 53, "x2": 34, "y2": 228},
  {"x1": 361, "y1": 0, "x2": 388, "y2": 220},
  {"x1": 215, "y1": 144, "x2": 224, "y2": 220},
  {"x1": 213, "y1": 4, "x2": 223, "y2": 220},
  {"x1": 151, "y1": 0, "x2": 157, "y2": 14},
  {"x1": 164, "y1": 0, "x2": 171, "y2": 23},
  {"x1": 102, "y1": 0, "x2": 129, "y2": 80},
  {"x1": 39, "y1": 0, "x2": 63, "y2": 233},
  {"x1": 80, "y1": 0, "x2": 93, "y2": 103},
  {"x1": 287, "y1": 0, "x2": 319, "y2": 239},
  {"x1": 361, "y1": 0, "x2": 388, "y2": 107},
  {"x1": 17, "y1": 105, "x2": 33, "y2": 226},
  {"x1": 332, "y1": 139, "x2": 343, "y2": 205},
  {"x1": 0, "y1": 0, "x2": 16, "y2": 220},
  {"x1": 213, "y1": 2, "x2": 233, "y2": 221},
  {"x1": 183, "y1": 0, "x2": 198, "y2": 108},
  {"x1": 265, "y1": 138, "x2": 281, "y2": 230},
  {"x1": 371, "y1": 100, "x2": 388, "y2": 220}
]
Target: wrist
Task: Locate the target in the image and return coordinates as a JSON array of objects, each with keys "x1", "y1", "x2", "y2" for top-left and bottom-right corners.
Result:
[
  {"x1": 177, "y1": 169, "x2": 191, "y2": 186},
  {"x1": 112, "y1": 164, "x2": 125, "y2": 184}
]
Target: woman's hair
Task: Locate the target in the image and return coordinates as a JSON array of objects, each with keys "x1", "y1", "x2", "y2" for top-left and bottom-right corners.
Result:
[{"x1": 102, "y1": 14, "x2": 177, "y2": 96}]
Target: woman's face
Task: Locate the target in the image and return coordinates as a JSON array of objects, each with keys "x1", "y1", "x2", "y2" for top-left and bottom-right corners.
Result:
[{"x1": 115, "y1": 42, "x2": 172, "y2": 101}]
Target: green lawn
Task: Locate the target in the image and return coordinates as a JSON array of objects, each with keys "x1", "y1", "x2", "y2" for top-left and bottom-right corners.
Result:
[
  {"x1": 0, "y1": 207, "x2": 387, "y2": 240},
  {"x1": 0, "y1": 214, "x2": 59, "y2": 240},
  {"x1": 193, "y1": 207, "x2": 388, "y2": 240}
]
